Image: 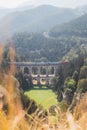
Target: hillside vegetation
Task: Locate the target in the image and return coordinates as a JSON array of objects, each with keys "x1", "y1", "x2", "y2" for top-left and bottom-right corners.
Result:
[
  {"x1": 50, "y1": 13, "x2": 87, "y2": 37},
  {"x1": 3, "y1": 12, "x2": 87, "y2": 62}
]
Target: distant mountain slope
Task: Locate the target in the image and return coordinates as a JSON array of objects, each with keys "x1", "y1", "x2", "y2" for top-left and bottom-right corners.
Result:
[
  {"x1": 6, "y1": 14, "x2": 87, "y2": 62},
  {"x1": 0, "y1": 5, "x2": 77, "y2": 37},
  {"x1": 5, "y1": 13, "x2": 87, "y2": 62},
  {"x1": 0, "y1": 8, "x2": 11, "y2": 20},
  {"x1": 2, "y1": 5, "x2": 87, "y2": 62},
  {"x1": 76, "y1": 5, "x2": 87, "y2": 15},
  {"x1": 49, "y1": 13, "x2": 87, "y2": 37}
]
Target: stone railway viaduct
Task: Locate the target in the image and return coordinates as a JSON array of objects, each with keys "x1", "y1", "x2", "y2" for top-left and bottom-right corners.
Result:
[{"x1": 9, "y1": 61, "x2": 69, "y2": 86}]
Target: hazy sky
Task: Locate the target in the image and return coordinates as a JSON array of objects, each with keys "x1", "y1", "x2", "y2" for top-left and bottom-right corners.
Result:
[{"x1": 0, "y1": 0, "x2": 87, "y2": 8}]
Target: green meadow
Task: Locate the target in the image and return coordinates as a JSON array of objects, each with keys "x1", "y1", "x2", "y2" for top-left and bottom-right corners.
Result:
[{"x1": 25, "y1": 86, "x2": 57, "y2": 109}]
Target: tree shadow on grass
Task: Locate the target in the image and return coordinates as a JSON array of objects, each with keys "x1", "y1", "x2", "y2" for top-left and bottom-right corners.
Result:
[{"x1": 31, "y1": 86, "x2": 49, "y2": 90}]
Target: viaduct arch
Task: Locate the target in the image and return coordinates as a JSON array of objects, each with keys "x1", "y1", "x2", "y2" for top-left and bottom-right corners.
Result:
[{"x1": 9, "y1": 61, "x2": 69, "y2": 86}]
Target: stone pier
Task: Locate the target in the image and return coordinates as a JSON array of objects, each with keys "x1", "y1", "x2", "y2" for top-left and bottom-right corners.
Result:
[{"x1": 9, "y1": 61, "x2": 68, "y2": 86}]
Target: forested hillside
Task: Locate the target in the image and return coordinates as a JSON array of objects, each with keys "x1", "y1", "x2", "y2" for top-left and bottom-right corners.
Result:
[
  {"x1": 4, "y1": 13, "x2": 87, "y2": 62},
  {"x1": 0, "y1": 5, "x2": 78, "y2": 39},
  {"x1": 0, "y1": 4, "x2": 87, "y2": 41},
  {"x1": 49, "y1": 13, "x2": 87, "y2": 38}
]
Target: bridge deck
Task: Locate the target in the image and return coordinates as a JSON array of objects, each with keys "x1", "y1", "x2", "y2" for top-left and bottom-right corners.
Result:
[{"x1": 8, "y1": 61, "x2": 69, "y2": 67}]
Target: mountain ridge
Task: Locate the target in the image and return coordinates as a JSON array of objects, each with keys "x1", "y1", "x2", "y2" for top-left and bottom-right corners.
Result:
[{"x1": 0, "y1": 4, "x2": 78, "y2": 39}]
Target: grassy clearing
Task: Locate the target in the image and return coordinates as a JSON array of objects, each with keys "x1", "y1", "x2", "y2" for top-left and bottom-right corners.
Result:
[{"x1": 24, "y1": 86, "x2": 57, "y2": 109}]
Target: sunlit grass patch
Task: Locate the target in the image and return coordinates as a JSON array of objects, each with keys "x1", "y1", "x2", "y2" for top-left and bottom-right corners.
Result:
[{"x1": 25, "y1": 86, "x2": 57, "y2": 110}]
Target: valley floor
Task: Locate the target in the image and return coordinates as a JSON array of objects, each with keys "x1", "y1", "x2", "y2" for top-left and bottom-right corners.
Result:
[{"x1": 25, "y1": 86, "x2": 57, "y2": 110}]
